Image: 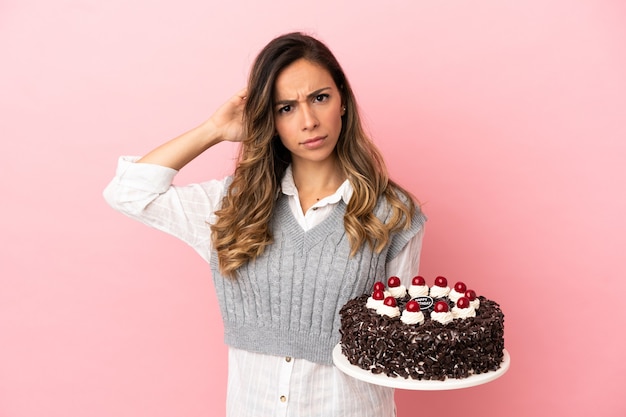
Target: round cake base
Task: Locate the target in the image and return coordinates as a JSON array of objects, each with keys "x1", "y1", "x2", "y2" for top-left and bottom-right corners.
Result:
[{"x1": 332, "y1": 344, "x2": 510, "y2": 390}]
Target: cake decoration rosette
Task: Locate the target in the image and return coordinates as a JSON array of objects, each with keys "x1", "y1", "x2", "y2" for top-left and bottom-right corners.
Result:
[
  {"x1": 452, "y1": 296, "x2": 476, "y2": 319},
  {"x1": 386, "y1": 276, "x2": 406, "y2": 298},
  {"x1": 400, "y1": 299, "x2": 425, "y2": 325},
  {"x1": 371, "y1": 280, "x2": 391, "y2": 298},
  {"x1": 376, "y1": 296, "x2": 401, "y2": 318},
  {"x1": 429, "y1": 276, "x2": 451, "y2": 298},
  {"x1": 448, "y1": 281, "x2": 467, "y2": 302},
  {"x1": 408, "y1": 275, "x2": 429, "y2": 298},
  {"x1": 430, "y1": 300, "x2": 454, "y2": 325},
  {"x1": 465, "y1": 289, "x2": 480, "y2": 310},
  {"x1": 366, "y1": 289, "x2": 385, "y2": 310}
]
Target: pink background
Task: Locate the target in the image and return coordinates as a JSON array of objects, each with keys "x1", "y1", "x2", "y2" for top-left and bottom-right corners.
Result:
[{"x1": 1, "y1": 1, "x2": 625, "y2": 416}]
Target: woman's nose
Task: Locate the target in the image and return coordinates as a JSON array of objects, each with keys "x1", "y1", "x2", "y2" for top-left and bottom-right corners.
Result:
[{"x1": 301, "y1": 104, "x2": 319, "y2": 130}]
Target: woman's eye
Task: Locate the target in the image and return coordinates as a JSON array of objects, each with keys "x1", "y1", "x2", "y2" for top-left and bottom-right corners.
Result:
[
  {"x1": 278, "y1": 105, "x2": 291, "y2": 114},
  {"x1": 314, "y1": 94, "x2": 329, "y2": 102}
]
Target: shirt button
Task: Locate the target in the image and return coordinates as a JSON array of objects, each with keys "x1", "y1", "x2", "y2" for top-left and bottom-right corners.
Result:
[
  {"x1": 280, "y1": 395, "x2": 287, "y2": 403},
  {"x1": 285, "y1": 356, "x2": 292, "y2": 362}
]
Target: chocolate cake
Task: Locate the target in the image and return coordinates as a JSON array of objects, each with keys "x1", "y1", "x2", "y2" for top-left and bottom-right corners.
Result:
[{"x1": 338, "y1": 276, "x2": 505, "y2": 381}]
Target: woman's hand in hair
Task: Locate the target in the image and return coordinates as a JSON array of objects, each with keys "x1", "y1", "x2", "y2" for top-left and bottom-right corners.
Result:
[
  {"x1": 136, "y1": 88, "x2": 248, "y2": 170},
  {"x1": 204, "y1": 88, "x2": 248, "y2": 144}
]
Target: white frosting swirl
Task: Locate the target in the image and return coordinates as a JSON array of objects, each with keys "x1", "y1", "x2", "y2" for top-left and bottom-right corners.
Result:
[
  {"x1": 366, "y1": 296, "x2": 384, "y2": 310},
  {"x1": 401, "y1": 310, "x2": 425, "y2": 325},
  {"x1": 448, "y1": 289, "x2": 465, "y2": 302},
  {"x1": 470, "y1": 298, "x2": 481, "y2": 310},
  {"x1": 452, "y1": 305, "x2": 476, "y2": 319},
  {"x1": 430, "y1": 311, "x2": 453, "y2": 325},
  {"x1": 376, "y1": 304, "x2": 400, "y2": 318},
  {"x1": 429, "y1": 285, "x2": 450, "y2": 298},
  {"x1": 408, "y1": 285, "x2": 429, "y2": 298},
  {"x1": 387, "y1": 285, "x2": 407, "y2": 298}
]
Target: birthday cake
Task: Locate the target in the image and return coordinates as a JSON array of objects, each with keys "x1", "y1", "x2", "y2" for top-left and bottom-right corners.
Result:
[{"x1": 338, "y1": 276, "x2": 505, "y2": 381}]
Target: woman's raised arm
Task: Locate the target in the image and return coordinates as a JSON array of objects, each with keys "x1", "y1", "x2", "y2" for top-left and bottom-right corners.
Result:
[{"x1": 137, "y1": 88, "x2": 247, "y2": 170}]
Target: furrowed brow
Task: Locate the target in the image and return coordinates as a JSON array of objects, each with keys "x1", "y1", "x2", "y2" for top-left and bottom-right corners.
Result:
[
  {"x1": 274, "y1": 87, "x2": 332, "y2": 107},
  {"x1": 307, "y1": 87, "x2": 332, "y2": 99}
]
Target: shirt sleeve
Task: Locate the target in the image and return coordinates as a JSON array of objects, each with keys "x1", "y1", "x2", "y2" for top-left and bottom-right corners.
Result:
[
  {"x1": 386, "y1": 226, "x2": 425, "y2": 287},
  {"x1": 102, "y1": 156, "x2": 227, "y2": 263}
]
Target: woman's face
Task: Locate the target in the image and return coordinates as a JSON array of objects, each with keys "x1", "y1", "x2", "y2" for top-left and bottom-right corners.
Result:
[{"x1": 273, "y1": 59, "x2": 344, "y2": 167}]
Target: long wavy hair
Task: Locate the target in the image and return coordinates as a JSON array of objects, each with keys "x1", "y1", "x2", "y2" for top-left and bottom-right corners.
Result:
[{"x1": 211, "y1": 32, "x2": 417, "y2": 278}]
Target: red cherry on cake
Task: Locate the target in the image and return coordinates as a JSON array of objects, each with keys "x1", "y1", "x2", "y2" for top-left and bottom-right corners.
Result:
[
  {"x1": 387, "y1": 276, "x2": 401, "y2": 288},
  {"x1": 406, "y1": 300, "x2": 420, "y2": 312},
  {"x1": 465, "y1": 289, "x2": 477, "y2": 301},
  {"x1": 456, "y1": 296, "x2": 470, "y2": 309},
  {"x1": 373, "y1": 281, "x2": 385, "y2": 292},
  {"x1": 454, "y1": 281, "x2": 467, "y2": 293},
  {"x1": 372, "y1": 290, "x2": 385, "y2": 301},
  {"x1": 434, "y1": 276, "x2": 448, "y2": 287},
  {"x1": 383, "y1": 296, "x2": 397, "y2": 307},
  {"x1": 434, "y1": 300, "x2": 449, "y2": 313},
  {"x1": 411, "y1": 276, "x2": 426, "y2": 286}
]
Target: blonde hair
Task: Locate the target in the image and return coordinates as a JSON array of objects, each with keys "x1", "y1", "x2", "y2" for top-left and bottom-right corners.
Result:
[{"x1": 211, "y1": 32, "x2": 417, "y2": 278}]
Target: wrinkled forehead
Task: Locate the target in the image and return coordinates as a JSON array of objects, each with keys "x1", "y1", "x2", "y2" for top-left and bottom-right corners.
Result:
[{"x1": 273, "y1": 59, "x2": 337, "y2": 102}]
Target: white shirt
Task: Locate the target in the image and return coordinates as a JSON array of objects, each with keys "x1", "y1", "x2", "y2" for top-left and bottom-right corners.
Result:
[{"x1": 104, "y1": 158, "x2": 425, "y2": 417}]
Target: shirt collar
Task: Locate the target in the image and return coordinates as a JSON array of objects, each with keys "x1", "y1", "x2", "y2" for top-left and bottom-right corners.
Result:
[{"x1": 280, "y1": 165, "x2": 353, "y2": 205}]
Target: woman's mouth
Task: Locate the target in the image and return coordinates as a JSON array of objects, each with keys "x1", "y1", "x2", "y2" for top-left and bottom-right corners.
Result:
[{"x1": 301, "y1": 135, "x2": 327, "y2": 149}]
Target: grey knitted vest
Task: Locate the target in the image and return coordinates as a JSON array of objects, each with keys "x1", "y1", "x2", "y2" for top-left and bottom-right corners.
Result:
[{"x1": 210, "y1": 193, "x2": 425, "y2": 364}]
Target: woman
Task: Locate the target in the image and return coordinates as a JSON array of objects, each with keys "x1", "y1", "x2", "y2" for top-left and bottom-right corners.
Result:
[{"x1": 104, "y1": 32, "x2": 426, "y2": 417}]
